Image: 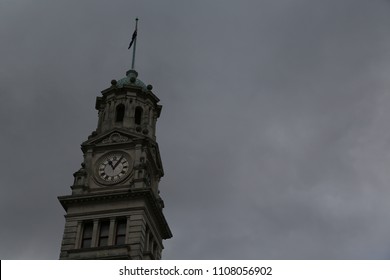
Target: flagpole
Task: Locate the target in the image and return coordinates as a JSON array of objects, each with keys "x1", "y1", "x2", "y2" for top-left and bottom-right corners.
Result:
[{"x1": 131, "y1": 18, "x2": 138, "y2": 70}]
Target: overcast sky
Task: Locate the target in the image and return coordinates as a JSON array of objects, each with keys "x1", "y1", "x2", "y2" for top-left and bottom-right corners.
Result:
[{"x1": 1, "y1": 0, "x2": 390, "y2": 260}]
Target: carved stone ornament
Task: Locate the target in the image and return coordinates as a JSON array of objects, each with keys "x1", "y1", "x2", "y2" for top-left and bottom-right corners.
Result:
[{"x1": 102, "y1": 133, "x2": 129, "y2": 144}]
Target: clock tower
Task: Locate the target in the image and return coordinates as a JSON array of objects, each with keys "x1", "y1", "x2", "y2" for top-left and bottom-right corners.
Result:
[{"x1": 58, "y1": 66, "x2": 172, "y2": 259}]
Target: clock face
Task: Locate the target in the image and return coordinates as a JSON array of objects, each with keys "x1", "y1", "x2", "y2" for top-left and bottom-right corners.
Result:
[{"x1": 95, "y1": 152, "x2": 132, "y2": 184}]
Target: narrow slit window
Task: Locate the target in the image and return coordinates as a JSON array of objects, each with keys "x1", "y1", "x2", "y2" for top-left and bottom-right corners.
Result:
[
  {"x1": 98, "y1": 220, "x2": 110, "y2": 247},
  {"x1": 115, "y1": 104, "x2": 125, "y2": 122},
  {"x1": 115, "y1": 219, "x2": 127, "y2": 245},
  {"x1": 81, "y1": 222, "x2": 93, "y2": 248},
  {"x1": 134, "y1": 106, "x2": 143, "y2": 125}
]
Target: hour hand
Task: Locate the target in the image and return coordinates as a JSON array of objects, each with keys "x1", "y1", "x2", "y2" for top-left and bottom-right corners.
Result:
[{"x1": 108, "y1": 160, "x2": 114, "y2": 169}]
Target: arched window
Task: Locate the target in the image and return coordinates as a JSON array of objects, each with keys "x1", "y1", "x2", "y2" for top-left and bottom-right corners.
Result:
[
  {"x1": 115, "y1": 104, "x2": 125, "y2": 122},
  {"x1": 135, "y1": 106, "x2": 143, "y2": 125}
]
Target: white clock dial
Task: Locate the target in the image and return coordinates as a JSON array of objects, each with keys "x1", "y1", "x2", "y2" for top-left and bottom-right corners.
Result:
[{"x1": 95, "y1": 152, "x2": 131, "y2": 184}]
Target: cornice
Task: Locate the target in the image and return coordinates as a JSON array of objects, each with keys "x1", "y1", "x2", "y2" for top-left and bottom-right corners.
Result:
[{"x1": 58, "y1": 189, "x2": 172, "y2": 239}]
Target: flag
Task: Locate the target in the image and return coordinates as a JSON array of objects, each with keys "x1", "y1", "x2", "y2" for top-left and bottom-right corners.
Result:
[{"x1": 128, "y1": 29, "x2": 137, "y2": 49}]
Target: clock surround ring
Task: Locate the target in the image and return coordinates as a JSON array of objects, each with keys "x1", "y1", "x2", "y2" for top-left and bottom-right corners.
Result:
[{"x1": 94, "y1": 151, "x2": 133, "y2": 185}]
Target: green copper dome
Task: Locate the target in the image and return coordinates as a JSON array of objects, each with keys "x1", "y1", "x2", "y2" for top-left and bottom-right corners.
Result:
[{"x1": 116, "y1": 69, "x2": 147, "y2": 90}]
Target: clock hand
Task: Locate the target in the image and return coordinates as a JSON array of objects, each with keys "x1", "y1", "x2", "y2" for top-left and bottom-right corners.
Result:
[
  {"x1": 113, "y1": 155, "x2": 124, "y2": 169},
  {"x1": 108, "y1": 160, "x2": 115, "y2": 170}
]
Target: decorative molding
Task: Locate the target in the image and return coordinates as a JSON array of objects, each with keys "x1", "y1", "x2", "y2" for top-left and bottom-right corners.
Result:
[{"x1": 102, "y1": 133, "x2": 129, "y2": 144}]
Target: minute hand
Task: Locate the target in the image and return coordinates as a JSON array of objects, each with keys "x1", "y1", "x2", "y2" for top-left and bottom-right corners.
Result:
[{"x1": 113, "y1": 155, "x2": 124, "y2": 169}]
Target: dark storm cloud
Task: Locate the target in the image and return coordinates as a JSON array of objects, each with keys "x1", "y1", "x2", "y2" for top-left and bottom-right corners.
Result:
[{"x1": 1, "y1": 0, "x2": 390, "y2": 259}]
